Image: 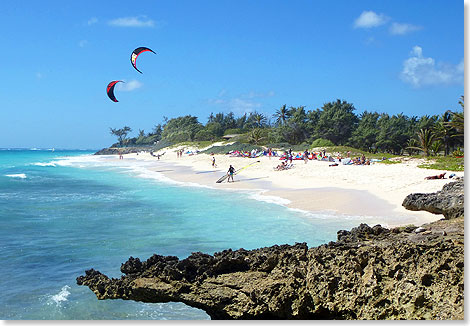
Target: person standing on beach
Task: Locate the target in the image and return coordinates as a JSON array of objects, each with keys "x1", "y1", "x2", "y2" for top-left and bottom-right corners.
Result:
[
  {"x1": 212, "y1": 156, "x2": 217, "y2": 168},
  {"x1": 227, "y1": 165, "x2": 235, "y2": 183}
]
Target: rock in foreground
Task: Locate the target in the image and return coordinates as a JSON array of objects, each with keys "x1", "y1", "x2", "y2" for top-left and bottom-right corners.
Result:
[{"x1": 77, "y1": 218, "x2": 464, "y2": 320}]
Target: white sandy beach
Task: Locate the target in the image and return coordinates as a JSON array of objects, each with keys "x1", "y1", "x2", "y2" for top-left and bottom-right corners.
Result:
[{"x1": 116, "y1": 146, "x2": 463, "y2": 228}]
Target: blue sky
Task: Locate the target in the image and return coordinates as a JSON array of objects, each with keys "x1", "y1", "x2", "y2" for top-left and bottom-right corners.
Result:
[{"x1": 0, "y1": 0, "x2": 464, "y2": 148}]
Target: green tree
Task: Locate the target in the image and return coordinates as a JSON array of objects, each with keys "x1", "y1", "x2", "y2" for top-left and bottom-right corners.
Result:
[
  {"x1": 446, "y1": 96, "x2": 464, "y2": 137},
  {"x1": 350, "y1": 111, "x2": 380, "y2": 152},
  {"x1": 110, "y1": 126, "x2": 132, "y2": 147},
  {"x1": 433, "y1": 111, "x2": 455, "y2": 156},
  {"x1": 405, "y1": 138, "x2": 419, "y2": 155},
  {"x1": 271, "y1": 106, "x2": 308, "y2": 144},
  {"x1": 248, "y1": 128, "x2": 266, "y2": 145},
  {"x1": 236, "y1": 114, "x2": 248, "y2": 130},
  {"x1": 406, "y1": 128, "x2": 435, "y2": 157},
  {"x1": 150, "y1": 124, "x2": 163, "y2": 141},
  {"x1": 305, "y1": 109, "x2": 321, "y2": 140},
  {"x1": 205, "y1": 122, "x2": 224, "y2": 138},
  {"x1": 376, "y1": 113, "x2": 412, "y2": 154},
  {"x1": 273, "y1": 104, "x2": 291, "y2": 126},
  {"x1": 430, "y1": 140, "x2": 443, "y2": 156},
  {"x1": 135, "y1": 129, "x2": 146, "y2": 145},
  {"x1": 161, "y1": 115, "x2": 202, "y2": 142},
  {"x1": 247, "y1": 111, "x2": 267, "y2": 129},
  {"x1": 315, "y1": 100, "x2": 359, "y2": 145}
]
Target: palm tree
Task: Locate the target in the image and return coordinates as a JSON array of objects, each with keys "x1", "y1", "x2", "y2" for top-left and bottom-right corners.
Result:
[
  {"x1": 405, "y1": 138, "x2": 418, "y2": 156},
  {"x1": 434, "y1": 111, "x2": 453, "y2": 156},
  {"x1": 430, "y1": 140, "x2": 443, "y2": 156},
  {"x1": 445, "y1": 96, "x2": 464, "y2": 137},
  {"x1": 248, "y1": 128, "x2": 265, "y2": 145},
  {"x1": 252, "y1": 112, "x2": 267, "y2": 128},
  {"x1": 406, "y1": 128, "x2": 435, "y2": 157},
  {"x1": 273, "y1": 104, "x2": 291, "y2": 126}
]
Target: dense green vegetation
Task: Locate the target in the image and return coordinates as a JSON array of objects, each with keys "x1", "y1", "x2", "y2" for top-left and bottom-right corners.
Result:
[{"x1": 109, "y1": 96, "x2": 464, "y2": 159}]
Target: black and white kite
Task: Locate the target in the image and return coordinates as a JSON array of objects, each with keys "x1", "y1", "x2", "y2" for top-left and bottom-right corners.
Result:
[{"x1": 130, "y1": 47, "x2": 156, "y2": 74}]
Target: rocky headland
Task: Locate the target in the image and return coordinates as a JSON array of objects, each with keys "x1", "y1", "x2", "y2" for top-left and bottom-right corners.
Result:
[
  {"x1": 77, "y1": 179, "x2": 464, "y2": 320},
  {"x1": 94, "y1": 147, "x2": 148, "y2": 155}
]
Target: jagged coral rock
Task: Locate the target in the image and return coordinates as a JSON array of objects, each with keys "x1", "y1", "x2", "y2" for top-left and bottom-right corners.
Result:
[
  {"x1": 77, "y1": 218, "x2": 464, "y2": 320},
  {"x1": 402, "y1": 179, "x2": 464, "y2": 219}
]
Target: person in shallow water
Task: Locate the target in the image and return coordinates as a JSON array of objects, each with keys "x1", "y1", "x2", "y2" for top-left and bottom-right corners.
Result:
[{"x1": 227, "y1": 165, "x2": 235, "y2": 182}]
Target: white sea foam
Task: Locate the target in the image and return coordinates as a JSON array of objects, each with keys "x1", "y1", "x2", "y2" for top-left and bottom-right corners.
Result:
[
  {"x1": 248, "y1": 191, "x2": 291, "y2": 206},
  {"x1": 5, "y1": 173, "x2": 27, "y2": 179},
  {"x1": 48, "y1": 285, "x2": 71, "y2": 306},
  {"x1": 31, "y1": 162, "x2": 57, "y2": 167}
]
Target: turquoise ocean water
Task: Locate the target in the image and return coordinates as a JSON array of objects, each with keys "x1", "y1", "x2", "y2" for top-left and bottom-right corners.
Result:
[{"x1": 0, "y1": 149, "x2": 366, "y2": 320}]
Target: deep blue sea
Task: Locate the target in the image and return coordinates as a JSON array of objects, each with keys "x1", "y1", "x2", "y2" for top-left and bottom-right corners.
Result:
[{"x1": 0, "y1": 149, "x2": 367, "y2": 320}]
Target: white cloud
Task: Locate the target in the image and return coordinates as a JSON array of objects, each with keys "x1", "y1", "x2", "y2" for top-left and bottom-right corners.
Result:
[
  {"x1": 116, "y1": 80, "x2": 143, "y2": 92},
  {"x1": 208, "y1": 90, "x2": 274, "y2": 114},
  {"x1": 354, "y1": 11, "x2": 389, "y2": 28},
  {"x1": 108, "y1": 16, "x2": 154, "y2": 27},
  {"x1": 400, "y1": 46, "x2": 464, "y2": 87},
  {"x1": 208, "y1": 97, "x2": 261, "y2": 115},
  {"x1": 87, "y1": 17, "x2": 98, "y2": 26},
  {"x1": 229, "y1": 98, "x2": 261, "y2": 114},
  {"x1": 78, "y1": 40, "x2": 88, "y2": 48},
  {"x1": 389, "y1": 22, "x2": 422, "y2": 35},
  {"x1": 243, "y1": 90, "x2": 276, "y2": 99}
]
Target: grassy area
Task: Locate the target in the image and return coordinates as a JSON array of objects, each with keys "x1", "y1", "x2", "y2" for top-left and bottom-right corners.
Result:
[
  {"x1": 169, "y1": 140, "x2": 218, "y2": 149},
  {"x1": 417, "y1": 156, "x2": 464, "y2": 172}
]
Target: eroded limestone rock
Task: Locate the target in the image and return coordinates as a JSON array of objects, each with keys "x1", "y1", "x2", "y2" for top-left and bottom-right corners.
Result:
[{"x1": 77, "y1": 218, "x2": 464, "y2": 320}]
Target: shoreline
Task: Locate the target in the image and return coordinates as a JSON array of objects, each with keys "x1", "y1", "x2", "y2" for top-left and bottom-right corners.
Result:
[{"x1": 108, "y1": 148, "x2": 463, "y2": 228}]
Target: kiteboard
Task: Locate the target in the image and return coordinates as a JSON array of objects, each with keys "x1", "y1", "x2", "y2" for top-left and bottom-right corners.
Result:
[
  {"x1": 216, "y1": 174, "x2": 230, "y2": 183},
  {"x1": 216, "y1": 161, "x2": 261, "y2": 183}
]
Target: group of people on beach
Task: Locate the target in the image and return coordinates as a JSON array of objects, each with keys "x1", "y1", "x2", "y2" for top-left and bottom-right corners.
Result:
[{"x1": 176, "y1": 149, "x2": 184, "y2": 158}]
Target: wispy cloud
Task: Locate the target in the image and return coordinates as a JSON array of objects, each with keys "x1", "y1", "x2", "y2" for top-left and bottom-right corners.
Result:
[
  {"x1": 78, "y1": 40, "x2": 88, "y2": 48},
  {"x1": 208, "y1": 90, "x2": 274, "y2": 115},
  {"x1": 389, "y1": 22, "x2": 422, "y2": 35},
  {"x1": 36, "y1": 72, "x2": 42, "y2": 79},
  {"x1": 87, "y1": 17, "x2": 98, "y2": 26},
  {"x1": 116, "y1": 80, "x2": 143, "y2": 92},
  {"x1": 108, "y1": 16, "x2": 155, "y2": 27},
  {"x1": 242, "y1": 90, "x2": 275, "y2": 99},
  {"x1": 228, "y1": 98, "x2": 262, "y2": 114},
  {"x1": 400, "y1": 46, "x2": 464, "y2": 87},
  {"x1": 353, "y1": 11, "x2": 389, "y2": 28}
]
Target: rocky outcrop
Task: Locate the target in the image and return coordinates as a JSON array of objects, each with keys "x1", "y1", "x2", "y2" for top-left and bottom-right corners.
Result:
[
  {"x1": 402, "y1": 178, "x2": 464, "y2": 219},
  {"x1": 77, "y1": 218, "x2": 464, "y2": 320}
]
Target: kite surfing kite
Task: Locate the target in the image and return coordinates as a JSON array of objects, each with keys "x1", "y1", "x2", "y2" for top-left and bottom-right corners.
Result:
[
  {"x1": 106, "y1": 80, "x2": 124, "y2": 102},
  {"x1": 130, "y1": 47, "x2": 156, "y2": 73}
]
